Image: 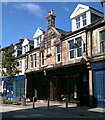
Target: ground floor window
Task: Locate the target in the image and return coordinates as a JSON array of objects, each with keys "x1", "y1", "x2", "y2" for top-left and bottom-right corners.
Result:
[{"x1": 13, "y1": 80, "x2": 24, "y2": 97}]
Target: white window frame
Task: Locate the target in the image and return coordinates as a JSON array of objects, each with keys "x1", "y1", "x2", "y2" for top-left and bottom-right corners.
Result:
[
  {"x1": 68, "y1": 37, "x2": 83, "y2": 60},
  {"x1": 82, "y1": 13, "x2": 86, "y2": 27},
  {"x1": 68, "y1": 40, "x2": 75, "y2": 60},
  {"x1": 56, "y1": 45, "x2": 61, "y2": 63},
  {"x1": 75, "y1": 13, "x2": 87, "y2": 30},
  {"x1": 30, "y1": 55, "x2": 33, "y2": 69},
  {"x1": 76, "y1": 17, "x2": 80, "y2": 29},
  {"x1": 100, "y1": 30, "x2": 105, "y2": 53},
  {"x1": 34, "y1": 53, "x2": 37, "y2": 68},
  {"x1": 75, "y1": 37, "x2": 83, "y2": 58},
  {"x1": 41, "y1": 51, "x2": 44, "y2": 66}
]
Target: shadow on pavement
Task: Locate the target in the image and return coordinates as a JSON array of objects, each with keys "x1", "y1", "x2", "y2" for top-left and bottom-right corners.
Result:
[{"x1": 1, "y1": 104, "x2": 105, "y2": 119}]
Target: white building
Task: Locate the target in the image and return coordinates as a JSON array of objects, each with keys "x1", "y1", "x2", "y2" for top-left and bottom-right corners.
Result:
[{"x1": 70, "y1": 4, "x2": 102, "y2": 32}]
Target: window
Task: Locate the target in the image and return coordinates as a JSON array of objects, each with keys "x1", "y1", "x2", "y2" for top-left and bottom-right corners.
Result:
[
  {"x1": 17, "y1": 50, "x2": 22, "y2": 56},
  {"x1": 24, "y1": 45, "x2": 28, "y2": 53},
  {"x1": 82, "y1": 14, "x2": 86, "y2": 26},
  {"x1": 69, "y1": 40, "x2": 74, "y2": 59},
  {"x1": 25, "y1": 57, "x2": 27, "y2": 69},
  {"x1": 69, "y1": 37, "x2": 83, "y2": 60},
  {"x1": 76, "y1": 17, "x2": 80, "y2": 29},
  {"x1": 56, "y1": 45, "x2": 61, "y2": 62},
  {"x1": 76, "y1": 37, "x2": 82, "y2": 57},
  {"x1": 41, "y1": 51, "x2": 44, "y2": 66},
  {"x1": 37, "y1": 36, "x2": 42, "y2": 47},
  {"x1": 30, "y1": 55, "x2": 33, "y2": 68},
  {"x1": 34, "y1": 53, "x2": 37, "y2": 67},
  {"x1": 30, "y1": 45, "x2": 34, "y2": 50},
  {"x1": 100, "y1": 30, "x2": 105, "y2": 53}
]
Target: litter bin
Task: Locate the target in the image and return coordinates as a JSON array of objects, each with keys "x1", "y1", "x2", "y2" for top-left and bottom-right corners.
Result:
[{"x1": 22, "y1": 96, "x2": 26, "y2": 106}]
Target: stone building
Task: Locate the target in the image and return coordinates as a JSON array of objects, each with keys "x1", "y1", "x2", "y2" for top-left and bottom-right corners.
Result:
[{"x1": 1, "y1": 3, "x2": 105, "y2": 108}]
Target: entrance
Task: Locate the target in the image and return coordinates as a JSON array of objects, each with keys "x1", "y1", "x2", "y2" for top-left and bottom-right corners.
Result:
[{"x1": 67, "y1": 74, "x2": 80, "y2": 102}]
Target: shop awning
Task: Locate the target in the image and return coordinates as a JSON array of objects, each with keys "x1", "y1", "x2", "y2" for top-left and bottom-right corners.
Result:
[{"x1": 2, "y1": 75, "x2": 24, "y2": 81}]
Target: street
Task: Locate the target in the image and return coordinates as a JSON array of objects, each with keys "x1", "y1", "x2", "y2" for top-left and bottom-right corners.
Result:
[{"x1": 1, "y1": 101, "x2": 105, "y2": 119}]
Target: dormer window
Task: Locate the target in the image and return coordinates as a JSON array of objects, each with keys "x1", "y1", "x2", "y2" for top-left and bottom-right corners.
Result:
[
  {"x1": 75, "y1": 13, "x2": 86, "y2": 30},
  {"x1": 37, "y1": 36, "x2": 42, "y2": 47},
  {"x1": 76, "y1": 17, "x2": 80, "y2": 29},
  {"x1": 82, "y1": 13, "x2": 86, "y2": 26},
  {"x1": 24, "y1": 45, "x2": 28, "y2": 53}
]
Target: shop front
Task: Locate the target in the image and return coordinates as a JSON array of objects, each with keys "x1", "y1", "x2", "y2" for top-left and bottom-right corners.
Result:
[
  {"x1": 92, "y1": 60, "x2": 105, "y2": 108},
  {"x1": 26, "y1": 63, "x2": 89, "y2": 106},
  {"x1": 2, "y1": 75, "x2": 24, "y2": 98}
]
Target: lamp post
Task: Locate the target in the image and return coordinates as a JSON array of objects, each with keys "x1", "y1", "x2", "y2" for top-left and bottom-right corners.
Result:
[{"x1": 44, "y1": 70, "x2": 50, "y2": 110}]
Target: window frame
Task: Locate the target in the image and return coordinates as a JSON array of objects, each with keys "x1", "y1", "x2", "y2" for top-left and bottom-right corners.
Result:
[
  {"x1": 41, "y1": 51, "x2": 44, "y2": 66},
  {"x1": 100, "y1": 30, "x2": 105, "y2": 53},
  {"x1": 76, "y1": 17, "x2": 80, "y2": 29},
  {"x1": 30, "y1": 55, "x2": 33, "y2": 68},
  {"x1": 56, "y1": 44, "x2": 61, "y2": 63},
  {"x1": 82, "y1": 13, "x2": 86, "y2": 27},
  {"x1": 68, "y1": 37, "x2": 83, "y2": 60},
  {"x1": 75, "y1": 37, "x2": 83, "y2": 58},
  {"x1": 34, "y1": 53, "x2": 37, "y2": 68},
  {"x1": 68, "y1": 40, "x2": 75, "y2": 60}
]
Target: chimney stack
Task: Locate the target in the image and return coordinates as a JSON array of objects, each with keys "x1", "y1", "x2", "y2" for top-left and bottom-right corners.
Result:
[{"x1": 46, "y1": 9, "x2": 56, "y2": 30}]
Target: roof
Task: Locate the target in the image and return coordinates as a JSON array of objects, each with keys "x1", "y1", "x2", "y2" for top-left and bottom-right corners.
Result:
[
  {"x1": 63, "y1": 17, "x2": 104, "y2": 40},
  {"x1": 56, "y1": 28, "x2": 68, "y2": 36}
]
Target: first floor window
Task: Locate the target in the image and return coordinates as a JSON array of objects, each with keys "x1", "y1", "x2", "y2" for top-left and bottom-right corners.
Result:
[
  {"x1": 41, "y1": 51, "x2": 44, "y2": 65},
  {"x1": 69, "y1": 40, "x2": 74, "y2": 59},
  {"x1": 34, "y1": 53, "x2": 37, "y2": 67},
  {"x1": 76, "y1": 37, "x2": 82, "y2": 57},
  {"x1": 100, "y1": 30, "x2": 105, "y2": 53},
  {"x1": 30, "y1": 55, "x2": 33, "y2": 68},
  {"x1": 56, "y1": 45, "x2": 61, "y2": 62}
]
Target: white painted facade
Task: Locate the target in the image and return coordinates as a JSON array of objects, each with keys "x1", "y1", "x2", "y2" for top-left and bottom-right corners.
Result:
[
  {"x1": 22, "y1": 38, "x2": 34, "y2": 54},
  {"x1": 70, "y1": 4, "x2": 102, "y2": 32},
  {"x1": 33, "y1": 28, "x2": 45, "y2": 48}
]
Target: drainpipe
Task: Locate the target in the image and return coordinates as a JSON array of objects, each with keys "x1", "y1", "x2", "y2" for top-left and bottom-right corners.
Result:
[
  {"x1": 86, "y1": 26, "x2": 93, "y2": 107},
  {"x1": 101, "y1": 0, "x2": 105, "y2": 21}
]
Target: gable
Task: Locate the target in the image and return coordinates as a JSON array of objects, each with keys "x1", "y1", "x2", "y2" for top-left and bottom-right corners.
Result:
[
  {"x1": 70, "y1": 4, "x2": 89, "y2": 19},
  {"x1": 33, "y1": 28, "x2": 44, "y2": 39},
  {"x1": 22, "y1": 38, "x2": 29, "y2": 46}
]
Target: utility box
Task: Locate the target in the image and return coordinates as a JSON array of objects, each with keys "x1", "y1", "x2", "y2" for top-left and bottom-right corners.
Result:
[{"x1": 22, "y1": 96, "x2": 26, "y2": 106}]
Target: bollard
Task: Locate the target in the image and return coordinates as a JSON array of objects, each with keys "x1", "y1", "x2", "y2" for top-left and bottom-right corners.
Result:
[
  {"x1": 47, "y1": 97, "x2": 50, "y2": 110},
  {"x1": 33, "y1": 97, "x2": 35, "y2": 109},
  {"x1": 66, "y1": 97, "x2": 68, "y2": 108}
]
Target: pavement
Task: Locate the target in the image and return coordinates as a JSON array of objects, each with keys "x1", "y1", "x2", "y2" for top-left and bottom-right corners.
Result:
[{"x1": 1, "y1": 100, "x2": 105, "y2": 119}]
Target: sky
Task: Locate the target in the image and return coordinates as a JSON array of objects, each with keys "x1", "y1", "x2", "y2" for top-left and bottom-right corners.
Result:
[{"x1": 2, "y1": 2, "x2": 103, "y2": 48}]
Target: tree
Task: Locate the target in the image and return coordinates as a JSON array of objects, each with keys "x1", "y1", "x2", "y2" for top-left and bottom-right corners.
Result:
[{"x1": 2, "y1": 44, "x2": 18, "y2": 97}]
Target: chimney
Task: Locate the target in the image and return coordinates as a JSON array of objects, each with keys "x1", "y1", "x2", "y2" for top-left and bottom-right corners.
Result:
[
  {"x1": 101, "y1": 0, "x2": 105, "y2": 21},
  {"x1": 46, "y1": 9, "x2": 56, "y2": 29}
]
